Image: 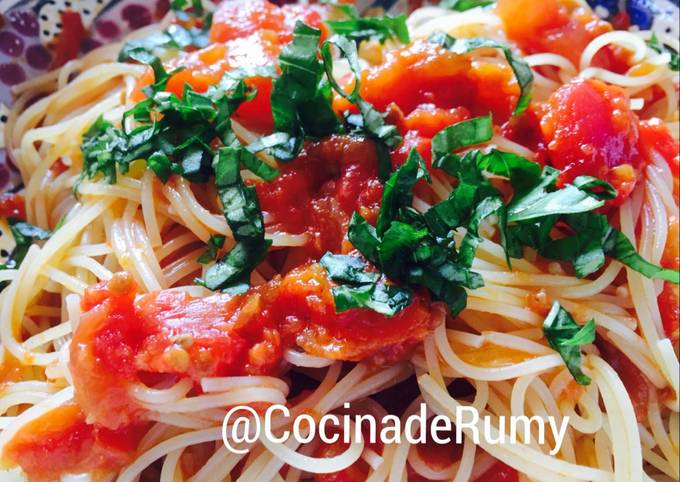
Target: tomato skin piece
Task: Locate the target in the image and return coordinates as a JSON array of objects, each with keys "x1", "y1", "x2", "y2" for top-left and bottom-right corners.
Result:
[
  {"x1": 638, "y1": 118, "x2": 680, "y2": 199},
  {"x1": 70, "y1": 273, "x2": 149, "y2": 430},
  {"x1": 659, "y1": 217, "x2": 680, "y2": 349},
  {"x1": 403, "y1": 104, "x2": 470, "y2": 138},
  {"x1": 3, "y1": 404, "x2": 146, "y2": 482},
  {"x1": 540, "y1": 78, "x2": 641, "y2": 204}
]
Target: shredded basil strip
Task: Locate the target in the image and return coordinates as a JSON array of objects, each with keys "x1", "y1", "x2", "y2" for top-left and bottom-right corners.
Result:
[
  {"x1": 79, "y1": 69, "x2": 277, "y2": 190},
  {"x1": 118, "y1": 21, "x2": 211, "y2": 66},
  {"x1": 197, "y1": 147, "x2": 272, "y2": 293},
  {"x1": 438, "y1": 0, "x2": 495, "y2": 11},
  {"x1": 431, "y1": 114, "x2": 493, "y2": 164},
  {"x1": 347, "y1": 148, "x2": 486, "y2": 318},
  {"x1": 320, "y1": 252, "x2": 412, "y2": 316},
  {"x1": 543, "y1": 302, "x2": 596, "y2": 385},
  {"x1": 325, "y1": 3, "x2": 410, "y2": 45},
  {"x1": 321, "y1": 34, "x2": 403, "y2": 181},
  {"x1": 0, "y1": 220, "x2": 52, "y2": 292},
  {"x1": 268, "y1": 21, "x2": 339, "y2": 161},
  {"x1": 429, "y1": 32, "x2": 533, "y2": 115}
]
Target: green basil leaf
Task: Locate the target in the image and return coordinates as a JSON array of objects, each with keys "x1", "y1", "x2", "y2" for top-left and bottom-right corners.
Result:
[
  {"x1": 475, "y1": 148, "x2": 541, "y2": 193},
  {"x1": 543, "y1": 302, "x2": 595, "y2": 385},
  {"x1": 377, "y1": 148, "x2": 430, "y2": 236},
  {"x1": 507, "y1": 167, "x2": 604, "y2": 222},
  {"x1": 321, "y1": 34, "x2": 402, "y2": 181},
  {"x1": 348, "y1": 212, "x2": 381, "y2": 265},
  {"x1": 459, "y1": 196, "x2": 504, "y2": 267},
  {"x1": 270, "y1": 22, "x2": 339, "y2": 161},
  {"x1": 0, "y1": 219, "x2": 52, "y2": 292},
  {"x1": 240, "y1": 149, "x2": 280, "y2": 182},
  {"x1": 431, "y1": 114, "x2": 493, "y2": 162},
  {"x1": 327, "y1": 14, "x2": 410, "y2": 45},
  {"x1": 572, "y1": 176, "x2": 618, "y2": 200},
  {"x1": 438, "y1": 0, "x2": 495, "y2": 11},
  {"x1": 603, "y1": 228, "x2": 680, "y2": 284},
  {"x1": 147, "y1": 151, "x2": 179, "y2": 183},
  {"x1": 320, "y1": 252, "x2": 380, "y2": 285},
  {"x1": 332, "y1": 282, "x2": 412, "y2": 316}
]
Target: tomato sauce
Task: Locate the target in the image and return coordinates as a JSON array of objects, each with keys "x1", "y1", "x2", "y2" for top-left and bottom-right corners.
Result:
[
  {"x1": 479, "y1": 461, "x2": 520, "y2": 482},
  {"x1": 210, "y1": 0, "x2": 326, "y2": 44},
  {"x1": 597, "y1": 338, "x2": 650, "y2": 421},
  {"x1": 659, "y1": 217, "x2": 680, "y2": 349},
  {"x1": 3, "y1": 404, "x2": 147, "y2": 482},
  {"x1": 254, "y1": 135, "x2": 384, "y2": 257}
]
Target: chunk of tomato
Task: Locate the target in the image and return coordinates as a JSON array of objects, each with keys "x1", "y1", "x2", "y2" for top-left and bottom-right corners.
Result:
[
  {"x1": 4, "y1": 404, "x2": 146, "y2": 482},
  {"x1": 334, "y1": 40, "x2": 519, "y2": 122},
  {"x1": 209, "y1": 0, "x2": 326, "y2": 44},
  {"x1": 71, "y1": 267, "x2": 438, "y2": 429},
  {"x1": 658, "y1": 282, "x2": 679, "y2": 350},
  {"x1": 540, "y1": 78, "x2": 640, "y2": 204},
  {"x1": 497, "y1": 0, "x2": 614, "y2": 67}
]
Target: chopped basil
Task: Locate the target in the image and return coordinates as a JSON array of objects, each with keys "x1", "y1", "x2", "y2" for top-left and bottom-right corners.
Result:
[
  {"x1": 431, "y1": 114, "x2": 493, "y2": 163},
  {"x1": 269, "y1": 22, "x2": 339, "y2": 161},
  {"x1": 80, "y1": 65, "x2": 278, "y2": 293},
  {"x1": 648, "y1": 33, "x2": 679, "y2": 71},
  {"x1": 320, "y1": 252, "x2": 412, "y2": 316},
  {"x1": 171, "y1": 0, "x2": 206, "y2": 20},
  {"x1": 377, "y1": 148, "x2": 430, "y2": 236},
  {"x1": 438, "y1": 0, "x2": 495, "y2": 11},
  {"x1": 0, "y1": 220, "x2": 52, "y2": 292},
  {"x1": 119, "y1": 22, "x2": 210, "y2": 68},
  {"x1": 348, "y1": 148, "x2": 486, "y2": 317},
  {"x1": 429, "y1": 33, "x2": 533, "y2": 115},
  {"x1": 197, "y1": 234, "x2": 226, "y2": 264},
  {"x1": 427, "y1": 117, "x2": 679, "y2": 283},
  {"x1": 325, "y1": 3, "x2": 410, "y2": 45},
  {"x1": 78, "y1": 69, "x2": 274, "y2": 191},
  {"x1": 197, "y1": 147, "x2": 272, "y2": 293},
  {"x1": 543, "y1": 302, "x2": 596, "y2": 385}
]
